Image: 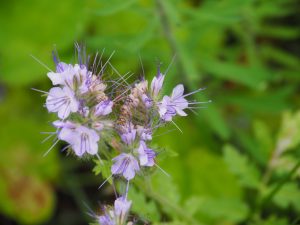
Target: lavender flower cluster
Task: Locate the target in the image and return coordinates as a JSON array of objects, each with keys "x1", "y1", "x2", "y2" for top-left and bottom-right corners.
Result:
[{"x1": 40, "y1": 49, "x2": 206, "y2": 225}]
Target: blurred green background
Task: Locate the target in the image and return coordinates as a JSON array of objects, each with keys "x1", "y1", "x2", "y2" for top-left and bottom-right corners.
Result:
[{"x1": 0, "y1": 0, "x2": 299, "y2": 224}]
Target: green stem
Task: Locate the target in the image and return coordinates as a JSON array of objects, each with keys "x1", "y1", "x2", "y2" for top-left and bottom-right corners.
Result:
[
  {"x1": 260, "y1": 160, "x2": 300, "y2": 208},
  {"x1": 155, "y1": 0, "x2": 199, "y2": 89}
]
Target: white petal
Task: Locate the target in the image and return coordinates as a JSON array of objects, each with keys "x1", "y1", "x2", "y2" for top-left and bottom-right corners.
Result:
[
  {"x1": 47, "y1": 72, "x2": 64, "y2": 85},
  {"x1": 57, "y1": 104, "x2": 71, "y2": 119},
  {"x1": 171, "y1": 84, "x2": 184, "y2": 100},
  {"x1": 175, "y1": 108, "x2": 187, "y2": 116}
]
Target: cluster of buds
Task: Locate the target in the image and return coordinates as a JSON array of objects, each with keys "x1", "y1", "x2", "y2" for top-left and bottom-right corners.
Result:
[{"x1": 38, "y1": 47, "x2": 207, "y2": 225}]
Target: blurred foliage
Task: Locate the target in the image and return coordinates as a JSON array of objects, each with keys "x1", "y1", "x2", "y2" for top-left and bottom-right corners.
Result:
[{"x1": 0, "y1": 0, "x2": 299, "y2": 224}]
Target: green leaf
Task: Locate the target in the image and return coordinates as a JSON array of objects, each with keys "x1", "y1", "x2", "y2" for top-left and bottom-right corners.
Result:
[
  {"x1": 150, "y1": 172, "x2": 181, "y2": 218},
  {"x1": 153, "y1": 221, "x2": 188, "y2": 225},
  {"x1": 253, "y1": 120, "x2": 274, "y2": 163},
  {"x1": 219, "y1": 85, "x2": 293, "y2": 113},
  {"x1": 186, "y1": 149, "x2": 242, "y2": 198},
  {"x1": 256, "y1": 26, "x2": 300, "y2": 39},
  {"x1": 202, "y1": 104, "x2": 231, "y2": 140},
  {"x1": 128, "y1": 186, "x2": 160, "y2": 222},
  {"x1": 93, "y1": 159, "x2": 112, "y2": 184},
  {"x1": 201, "y1": 59, "x2": 271, "y2": 89},
  {"x1": 273, "y1": 183, "x2": 300, "y2": 211},
  {"x1": 261, "y1": 45, "x2": 300, "y2": 69},
  {"x1": 223, "y1": 144, "x2": 261, "y2": 189},
  {"x1": 277, "y1": 111, "x2": 300, "y2": 152},
  {"x1": 184, "y1": 196, "x2": 249, "y2": 224},
  {"x1": 251, "y1": 216, "x2": 288, "y2": 225}
]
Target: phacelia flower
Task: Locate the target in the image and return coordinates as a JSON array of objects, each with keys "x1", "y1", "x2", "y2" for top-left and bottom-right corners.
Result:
[
  {"x1": 58, "y1": 122, "x2": 100, "y2": 157},
  {"x1": 150, "y1": 69, "x2": 165, "y2": 97},
  {"x1": 120, "y1": 124, "x2": 137, "y2": 145},
  {"x1": 111, "y1": 153, "x2": 140, "y2": 180},
  {"x1": 96, "y1": 196, "x2": 132, "y2": 225},
  {"x1": 137, "y1": 141, "x2": 156, "y2": 167},
  {"x1": 48, "y1": 63, "x2": 91, "y2": 95},
  {"x1": 47, "y1": 62, "x2": 76, "y2": 86},
  {"x1": 46, "y1": 86, "x2": 79, "y2": 119},
  {"x1": 114, "y1": 196, "x2": 132, "y2": 225},
  {"x1": 98, "y1": 212, "x2": 114, "y2": 225},
  {"x1": 94, "y1": 100, "x2": 113, "y2": 117},
  {"x1": 136, "y1": 125, "x2": 152, "y2": 141},
  {"x1": 158, "y1": 84, "x2": 188, "y2": 121},
  {"x1": 141, "y1": 93, "x2": 153, "y2": 108}
]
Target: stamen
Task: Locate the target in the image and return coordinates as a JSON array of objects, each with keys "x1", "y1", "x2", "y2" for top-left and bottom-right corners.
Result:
[
  {"x1": 155, "y1": 163, "x2": 170, "y2": 177},
  {"x1": 171, "y1": 120, "x2": 183, "y2": 134},
  {"x1": 43, "y1": 138, "x2": 59, "y2": 157},
  {"x1": 30, "y1": 54, "x2": 53, "y2": 72},
  {"x1": 31, "y1": 88, "x2": 49, "y2": 94}
]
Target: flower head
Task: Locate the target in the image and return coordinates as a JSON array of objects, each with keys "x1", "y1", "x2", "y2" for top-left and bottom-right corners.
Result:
[{"x1": 111, "y1": 153, "x2": 140, "y2": 180}]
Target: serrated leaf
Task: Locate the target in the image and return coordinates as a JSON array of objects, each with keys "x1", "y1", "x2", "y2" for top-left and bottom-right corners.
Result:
[
  {"x1": 128, "y1": 186, "x2": 160, "y2": 222},
  {"x1": 185, "y1": 149, "x2": 242, "y2": 198},
  {"x1": 184, "y1": 196, "x2": 249, "y2": 224},
  {"x1": 273, "y1": 183, "x2": 300, "y2": 211},
  {"x1": 223, "y1": 144, "x2": 261, "y2": 189},
  {"x1": 93, "y1": 159, "x2": 112, "y2": 183}
]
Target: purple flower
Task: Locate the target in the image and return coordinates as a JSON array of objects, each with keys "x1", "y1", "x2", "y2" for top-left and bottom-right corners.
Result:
[
  {"x1": 120, "y1": 124, "x2": 137, "y2": 145},
  {"x1": 46, "y1": 86, "x2": 79, "y2": 119},
  {"x1": 98, "y1": 213, "x2": 114, "y2": 225},
  {"x1": 75, "y1": 64, "x2": 93, "y2": 94},
  {"x1": 137, "y1": 141, "x2": 156, "y2": 167},
  {"x1": 111, "y1": 153, "x2": 140, "y2": 180},
  {"x1": 96, "y1": 196, "x2": 131, "y2": 225},
  {"x1": 56, "y1": 62, "x2": 69, "y2": 73},
  {"x1": 47, "y1": 63, "x2": 77, "y2": 87},
  {"x1": 137, "y1": 126, "x2": 152, "y2": 141},
  {"x1": 114, "y1": 196, "x2": 131, "y2": 224},
  {"x1": 53, "y1": 120, "x2": 77, "y2": 129},
  {"x1": 94, "y1": 100, "x2": 113, "y2": 117},
  {"x1": 150, "y1": 70, "x2": 165, "y2": 97},
  {"x1": 58, "y1": 123, "x2": 100, "y2": 157},
  {"x1": 47, "y1": 63, "x2": 91, "y2": 94},
  {"x1": 141, "y1": 94, "x2": 153, "y2": 108},
  {"x1": 158, "y1": 84, "x2": 188, "y2": 121}
]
